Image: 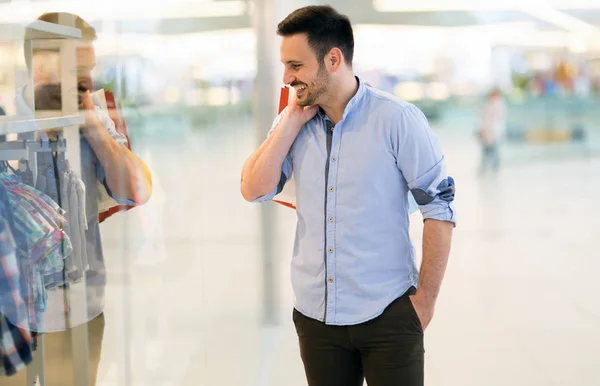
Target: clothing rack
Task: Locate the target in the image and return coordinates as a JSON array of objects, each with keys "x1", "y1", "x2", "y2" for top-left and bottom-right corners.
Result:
[
  {"x1": 0, "y1": 138, "x2": 68, "y2": 161},
  {"x1": 0, "y1": 17, "x2": 92, "y2": 386}
]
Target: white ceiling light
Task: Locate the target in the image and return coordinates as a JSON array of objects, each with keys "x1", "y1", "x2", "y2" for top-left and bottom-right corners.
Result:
[
  {"x1": 0, "y1": 0, "x2": 247, "y2": 24},
  {"x1": 374, "y1": 0, "x2": 600, "y2": 11},
  {"x1": 519, "y1": 6, "x2": 600, "y2": 36},
  {"x1": 374, "y1": 0, "x2": 600, "y2": 38}
]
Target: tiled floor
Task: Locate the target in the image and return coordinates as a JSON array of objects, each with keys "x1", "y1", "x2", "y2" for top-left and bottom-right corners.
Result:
[{"x1": 94, "y1": 119, "x2": 600, "y2": 386}]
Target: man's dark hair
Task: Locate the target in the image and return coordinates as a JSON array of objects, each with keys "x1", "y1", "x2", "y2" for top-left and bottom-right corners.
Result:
[{"x1": 277, "y1": 5, "x2": 354, "y2": 67}]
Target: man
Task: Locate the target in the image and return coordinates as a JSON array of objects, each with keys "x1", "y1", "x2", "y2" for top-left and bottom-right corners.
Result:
[
  {"x1": 241, "y1": 5, "x2": 455, "y2": 386},
  {"x1": 3, "y1": 12, "x2": 152, "y2": 386},
  {"x1": 478, "y1": 88, "x2": 506, "y2": 175}
]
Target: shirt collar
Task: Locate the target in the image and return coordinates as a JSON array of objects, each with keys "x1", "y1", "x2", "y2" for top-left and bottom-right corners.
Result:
[{"x1": 317, "y1": 76, "x2": 366, "y2": 122}]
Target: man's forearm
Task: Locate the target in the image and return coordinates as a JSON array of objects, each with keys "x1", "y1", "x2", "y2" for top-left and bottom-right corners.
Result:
[
  {"x1": 241, "y1": 113, "x2": 301, "y2": 201},
  {"x1": 241, "y1": 133, "x2": 287, "y2": 200},
  {"x1": 417, "y1": 219, "x2": 454, "y2": 305},
  {"x1": 82, "y1": 120, "x2": 152, "y2": 204}
]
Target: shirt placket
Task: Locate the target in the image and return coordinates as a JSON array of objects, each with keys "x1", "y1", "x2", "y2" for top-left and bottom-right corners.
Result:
[{"x1": 324, "y1": 119, "x2": 340, "y2": 323}]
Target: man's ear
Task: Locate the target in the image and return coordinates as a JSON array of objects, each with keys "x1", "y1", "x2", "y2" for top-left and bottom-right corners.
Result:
[{"x1": 326, "y1": 48, "x2": 344, "y2": 73}]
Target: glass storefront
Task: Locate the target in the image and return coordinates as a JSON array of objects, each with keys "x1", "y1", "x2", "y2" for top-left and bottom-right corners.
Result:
[{"x1": 0, "y1": 1, "x2": 599, "y2": 385}]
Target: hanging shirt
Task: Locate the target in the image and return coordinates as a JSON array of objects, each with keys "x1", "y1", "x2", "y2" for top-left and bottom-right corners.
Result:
[
  {"x1": 0, "y1": 314, "x2": 33, "y2": 377},
  {"x1": 0, "y1": 185, "x2": 28, "y2": 328},
  {"x1": 0, "y1": 185, "x2": 34, "y2": 377},
  {"x1": 53, "y1": 168, "x2": 88, "y2": 286},
  {"x1": 0, "y1": 173, "x2": 73, "y2": 331}
]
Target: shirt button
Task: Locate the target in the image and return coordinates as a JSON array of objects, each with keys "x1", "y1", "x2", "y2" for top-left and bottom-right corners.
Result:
[
  {"x1": 47, "y1": 164, "x2": 52, "y2": 169},
  {"x1": 331, "y1": 156, "x2": 337, "y2": 162},
  {"x1": 328, "y1": 278, "x2": 334, "y2": 283},
  {"x1": 329, "y1": 187, "x2": 334, "y2": 193},
  {"x1": 328, "y1": 217, "x2": 334, "y2": 222},
  {"x1": 50, "y1": 194, "x2": 56, "y2": 199},
  {"x1": 328, "y1": 248, "x2": 333, "y2": 253}
]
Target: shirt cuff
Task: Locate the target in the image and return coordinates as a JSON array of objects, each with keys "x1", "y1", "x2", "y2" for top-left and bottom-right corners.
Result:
[
  {"x1": 250, "y1": 187, "x2": 278, "y2": 203},
  {"x1": 420, "y1": 200, "x2": 456, "y2": 226},
  {"x1": 248, "y1": 171, "x2": 288, "y2": 203},
  {"x1": 103, "y1": 179, "x2": 137, "y2": 206}
]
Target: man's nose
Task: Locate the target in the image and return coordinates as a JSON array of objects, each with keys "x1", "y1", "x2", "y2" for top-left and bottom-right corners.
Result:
[{"x1": 283, "y1": 70, "x2": 294, "y2": 86}]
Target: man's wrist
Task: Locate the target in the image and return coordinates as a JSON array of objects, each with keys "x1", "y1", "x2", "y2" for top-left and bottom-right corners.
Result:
[
  {"x1": 81, "y1": 112, "x2": 104, "y2": 138},
  {"x1": 414, "y1": 287, "x2": 438, "y2": 306},
  {"x1": 282, "y1": 110, "x2": 306, "y2": 130}
]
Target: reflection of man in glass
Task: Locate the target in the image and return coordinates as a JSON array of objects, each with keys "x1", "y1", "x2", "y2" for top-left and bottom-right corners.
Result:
[{"x1": 3, "y1": 12, "x2": 152, "y2": 386}]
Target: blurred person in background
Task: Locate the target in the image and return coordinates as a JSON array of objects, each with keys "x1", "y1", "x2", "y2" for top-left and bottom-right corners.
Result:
[
  {"x1": 1, "y1": 12, "x2": 152, "y2": 386},
  {"x1": 478, "y1": 88, "x2": 507, "y2": 175},
  {"x1": 241, "y1": 5, "x2": 455, "y2": 386}
]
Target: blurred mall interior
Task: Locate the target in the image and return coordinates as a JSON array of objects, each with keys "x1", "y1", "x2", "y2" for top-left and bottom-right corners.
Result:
[{"x1": 0, "y1": 0, "x2": 599, "y2": 385}]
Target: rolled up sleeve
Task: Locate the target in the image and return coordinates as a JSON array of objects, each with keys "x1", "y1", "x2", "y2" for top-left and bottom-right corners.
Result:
[
  {"x1": 394, "y1": 105, "x2": 456, "y2": 226},
  {"x1": 250, "y1": 108, "x2": 293, "y2": 203}
]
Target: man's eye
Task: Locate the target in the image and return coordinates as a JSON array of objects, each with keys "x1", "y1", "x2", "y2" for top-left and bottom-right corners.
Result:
[{"x1": 292, "y1": 64, "x2": 301, "y2": 69}]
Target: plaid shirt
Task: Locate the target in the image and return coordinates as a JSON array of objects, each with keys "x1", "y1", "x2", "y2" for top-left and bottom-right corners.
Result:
[
  {"x1": 0, "y1": 188, "x2": 33, "y2": 376},
  {"x1": 0, "y1": 174, "x2": 75, "y2": 332},
  {"x1": 0, "y1": 314, "x2": 33, "y2": 376},
  {"x1": 1, "y1": 299, "x2": 33, "y2": 377}
]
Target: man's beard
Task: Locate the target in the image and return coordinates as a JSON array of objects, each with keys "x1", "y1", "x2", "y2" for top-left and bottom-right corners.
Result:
[{"x1": 297, "y1": 65, "x2": 329, "y2": 107}]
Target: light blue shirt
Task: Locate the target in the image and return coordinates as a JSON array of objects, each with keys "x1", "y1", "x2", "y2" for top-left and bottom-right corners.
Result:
[{"x1": 253, "y1": 78, "x2": 456, "y2": 325}]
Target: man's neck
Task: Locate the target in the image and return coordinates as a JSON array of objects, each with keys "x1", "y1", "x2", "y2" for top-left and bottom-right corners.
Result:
[{"x1": 320, "y1": 74, "x2": 358, "y2": 124}]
